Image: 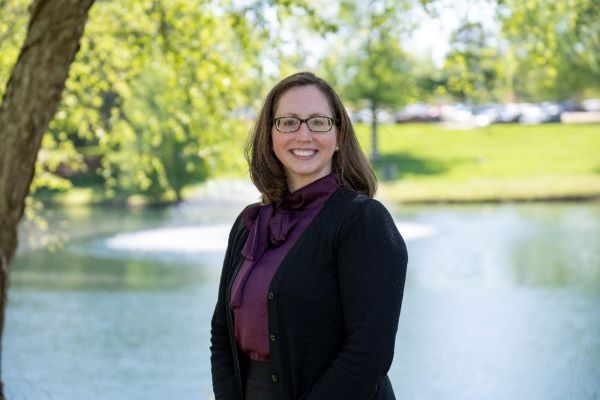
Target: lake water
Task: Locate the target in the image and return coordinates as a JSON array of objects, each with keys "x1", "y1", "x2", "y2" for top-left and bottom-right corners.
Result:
[{"x1": 4, "y1": 197, "x2": 600, "y2": 400}]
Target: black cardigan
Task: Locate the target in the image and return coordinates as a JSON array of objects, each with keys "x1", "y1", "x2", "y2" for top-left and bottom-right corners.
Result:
[{"x1": 210, "y1": 187, "x2": 408, "y2": 400}]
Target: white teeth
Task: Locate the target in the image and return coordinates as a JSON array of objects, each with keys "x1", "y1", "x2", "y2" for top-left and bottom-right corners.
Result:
[{"x1": 292, "y1": 149, "x2": 316, "y2": 157}]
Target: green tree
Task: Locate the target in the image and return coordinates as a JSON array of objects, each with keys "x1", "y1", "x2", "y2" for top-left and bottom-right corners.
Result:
[
  {"x1": 442, "y1": 21, "x2": 502, "y2": 104},
  {"x1": 498, "y1": 0, "x2": 600, "y2": 99},
  {"x1": 0, "y1": 0, "x2": 29, "y2": 99},
  {"x1": 322, "y1": 0, "x2": 418, "y2": 161},
  {"x1": 20, "y1": 0, "x2": 331, "y2": 204},
  {"x1": 44, "y1": 0, "x2": 266, "y2": 204}
]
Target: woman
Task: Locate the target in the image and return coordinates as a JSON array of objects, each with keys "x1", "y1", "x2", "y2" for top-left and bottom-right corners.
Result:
[{"x1": 210, "y1": 71, "x2": 408, "y2": 400}]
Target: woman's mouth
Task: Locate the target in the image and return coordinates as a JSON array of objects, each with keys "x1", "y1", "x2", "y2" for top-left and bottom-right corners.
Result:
[{"x1": 291, "y1": 149, "x2": 317, "y2": 158}]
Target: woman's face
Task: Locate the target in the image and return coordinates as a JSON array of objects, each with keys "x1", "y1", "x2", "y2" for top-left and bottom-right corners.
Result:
[{"x1": 272, "y1": 85, "x2": 338, "y2": 192}]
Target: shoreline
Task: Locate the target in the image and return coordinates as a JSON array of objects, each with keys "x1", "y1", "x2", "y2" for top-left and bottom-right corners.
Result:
[{"x1": 32, "y1": 178, "x2": 600, "y2": 208}]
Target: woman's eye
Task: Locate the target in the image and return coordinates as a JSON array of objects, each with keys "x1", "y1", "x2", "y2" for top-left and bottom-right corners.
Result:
[{"x1": 283, "y1": 119, "x2": 296, "y2": 126}]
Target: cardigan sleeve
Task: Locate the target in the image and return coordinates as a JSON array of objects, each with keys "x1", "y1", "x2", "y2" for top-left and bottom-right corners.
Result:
[
  {"x1": 210, "y1": 214, "x2": 244, "y2": 400},
  {"x1": 301, "y1": 198, "x2": 408, "y2": 400}
]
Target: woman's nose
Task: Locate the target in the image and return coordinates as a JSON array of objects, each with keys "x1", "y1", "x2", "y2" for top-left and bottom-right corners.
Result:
[{"x1": 296, "y1": 122, "x2": 312, "y2": 140}]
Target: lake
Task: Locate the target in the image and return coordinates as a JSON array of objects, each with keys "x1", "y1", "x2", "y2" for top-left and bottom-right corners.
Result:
[{"x1": 4, "y1": 196, "x2": 600, "y2": 400}]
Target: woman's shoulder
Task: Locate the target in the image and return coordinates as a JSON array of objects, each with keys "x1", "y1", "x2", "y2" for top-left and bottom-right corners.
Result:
[
  {"x1": 227, "y1": 202, "x2": 260, "y2": 243},
  {"x1": 332, "y1": 187, "x2": 390, "y2": 215},
  {"x1": 320, "y1": 187, "x2": 395, "y2": 234},
  {"x1": 333, "y1": 188, "x2": 406, "y2": 254}
]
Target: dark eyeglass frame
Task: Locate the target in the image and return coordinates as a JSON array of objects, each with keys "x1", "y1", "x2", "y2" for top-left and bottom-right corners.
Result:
[{"x1": 273, "y1": 116, "x2": 336, "y2": 133}]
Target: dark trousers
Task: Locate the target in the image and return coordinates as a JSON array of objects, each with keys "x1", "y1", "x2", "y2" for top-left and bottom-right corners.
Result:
[{"x1": 245, "y1": 359, "x2": 272, "y2": 400}]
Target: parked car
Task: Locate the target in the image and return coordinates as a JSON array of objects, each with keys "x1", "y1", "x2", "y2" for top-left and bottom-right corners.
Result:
[
  {"x1": 496, "y1": 102, "x2": 523, "y2": 123},
  {"x1": 352, "y1": 108, "x2": 395, "y2": 124},
  {"x1": 395, "y1": 103, "x2": 440, "y2": 123},
  {"x1": 518, "y1": 103, "x2": 547, "y2": 124},
  {"x1": 351, "y1": 108, "x2": 372, "y2": 123},
  {"x1": 582, "y1": 99, "x2": 600, "y2": 112},
  {"x1": 472, "y1": 104, "x2": 502, "y2": 126},
  {"x1": 517, "y1": 102, "x2": 564, "y2": 124},
  {"x1": 440, "y1": 103, "x2": 475, "y2": 123},
  {"x1": 541, "y1": 102, "x2": 562, "y2": 123},
  {"x1": 560, "y1": 99, "x2": 583, "y2": 112}
]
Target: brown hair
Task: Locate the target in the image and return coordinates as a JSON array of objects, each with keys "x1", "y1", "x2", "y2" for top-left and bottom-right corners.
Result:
[{"x1": 245, "y1": 71, "x2": 377, "y2": 204}]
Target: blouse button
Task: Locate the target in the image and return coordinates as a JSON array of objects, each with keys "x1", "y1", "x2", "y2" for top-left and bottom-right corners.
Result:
[
  {"x1": 268, "y1": 292, "x2": 275, "y2": 300},
  {"x1": 270, "y1": 334, "x2": 276, "y2": 342},
  {"x1": 271, "y1": 374, "x2": 279, "y2": 383}
]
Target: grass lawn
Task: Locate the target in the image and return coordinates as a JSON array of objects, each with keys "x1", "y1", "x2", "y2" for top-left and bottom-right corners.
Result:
[
  {"x1": 354, "y1": 123, "x2": 600, "y2": 203},
  {"x1": 40, "y1": 122, "x2": 600, "y2": 206}
]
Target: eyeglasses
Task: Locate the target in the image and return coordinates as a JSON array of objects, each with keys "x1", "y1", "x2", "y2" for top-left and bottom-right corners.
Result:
[{"x1": 273, "y1": 116, "x2": 336, "y2": 133}]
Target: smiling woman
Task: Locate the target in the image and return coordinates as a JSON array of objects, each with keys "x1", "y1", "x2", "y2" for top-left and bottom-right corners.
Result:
[
  {"x1": 271, "y1": 85, "x2": 339, "y2": 192},
  {"x1": 244, "y1": 71, "x2": 378, "y2": 204},
  {"x1": 210, "y1": 71, "x2": 408, "y2": 400}
]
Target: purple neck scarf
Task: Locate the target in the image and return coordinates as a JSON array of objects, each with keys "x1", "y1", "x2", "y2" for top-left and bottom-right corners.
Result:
[
  {"x1": 229, "y1": 173, "x2": 339, "y2": 310},
  {"x1": 240, "y1": 173, "x2": 340, "y2": 262},
  {"x1": 229, "y1": 173, "x2": 339, "y2": 313}
]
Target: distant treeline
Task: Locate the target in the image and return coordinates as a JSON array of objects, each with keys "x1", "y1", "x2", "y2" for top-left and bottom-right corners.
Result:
[{"x1": 1, "y1": 0, "x2": 598, "y2": 204}]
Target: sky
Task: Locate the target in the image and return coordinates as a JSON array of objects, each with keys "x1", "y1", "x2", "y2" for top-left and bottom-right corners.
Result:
[{"x1": 261, "y1": 0, "x2": 500, "y2": 75}]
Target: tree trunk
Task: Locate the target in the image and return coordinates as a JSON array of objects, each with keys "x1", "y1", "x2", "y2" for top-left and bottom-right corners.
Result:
[
  {"x1": 0, "y1": 0, "x2": 95, "y2": 397},
  {"x1": 370, "y1": 99, "x2": 379, "y2": 161}
]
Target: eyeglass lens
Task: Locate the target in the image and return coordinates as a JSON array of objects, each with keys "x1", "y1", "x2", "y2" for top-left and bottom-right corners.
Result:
[{"x1": 276, "y1": 117, "x2": 332, "y2": 132}]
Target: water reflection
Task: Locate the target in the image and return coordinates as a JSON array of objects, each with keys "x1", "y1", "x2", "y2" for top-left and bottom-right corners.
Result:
[
  {"x1": 395, "y1": 203, "x2": 600, "y2": 291},
  {"x1": 5, "y1": 201, "x2": 600, "y2": 400},
  {"x1": 9, "y1": 250, "x2": 217, "y2": 290},
  {"x1": 102, "y1": 222, "x2": 435, "y2": 255}
]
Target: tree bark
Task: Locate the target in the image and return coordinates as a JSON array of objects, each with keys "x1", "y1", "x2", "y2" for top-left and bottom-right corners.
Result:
[
  {"x1": 0, "y1": 0, "x2": 95, "y2": 397},
  {"x1": 370, "y1": 98, "x2": 379, "y2": 161}
]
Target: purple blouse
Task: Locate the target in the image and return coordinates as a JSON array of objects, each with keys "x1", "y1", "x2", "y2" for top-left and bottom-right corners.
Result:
[{"x1": 229, "y1": 173, "x2": 340, "y2": 361}]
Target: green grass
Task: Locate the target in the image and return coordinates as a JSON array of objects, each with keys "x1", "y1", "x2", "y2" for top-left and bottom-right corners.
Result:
[
  {"x1": 38, "y1": 123, "x2": 600, "y2": 206},
  {"x1": 354, "y1": 123, "x2": 600, "y2": 203}
]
